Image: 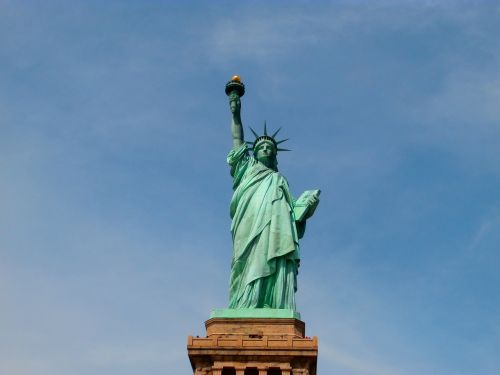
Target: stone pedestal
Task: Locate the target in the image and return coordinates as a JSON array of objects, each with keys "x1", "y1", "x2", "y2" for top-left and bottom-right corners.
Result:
[{"x1": 187, "y1": 317, "x2": 317, "y2": 375}]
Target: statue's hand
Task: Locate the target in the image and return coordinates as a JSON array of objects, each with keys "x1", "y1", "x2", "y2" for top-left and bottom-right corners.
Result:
[
  {"x1": 305, "y1": 195, "x2": 319, "y2": 219},
  {"x1": 229, "y1": 93, "x2": 241, "y2": 117}
]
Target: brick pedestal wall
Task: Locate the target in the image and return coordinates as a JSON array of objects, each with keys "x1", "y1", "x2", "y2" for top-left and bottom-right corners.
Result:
[{"x1": 187, "y1": 318, "x2": 317, "y2": 375}]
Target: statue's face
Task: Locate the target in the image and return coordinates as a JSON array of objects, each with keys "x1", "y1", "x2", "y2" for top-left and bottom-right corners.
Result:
[{"x1": 255, "y1": 141, "x2": 276, "y2": 165}]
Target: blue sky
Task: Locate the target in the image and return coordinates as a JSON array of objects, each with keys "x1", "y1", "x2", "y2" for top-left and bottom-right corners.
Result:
[{"x1": 1, "y1": 1, "x2": 499, "y2": 374}]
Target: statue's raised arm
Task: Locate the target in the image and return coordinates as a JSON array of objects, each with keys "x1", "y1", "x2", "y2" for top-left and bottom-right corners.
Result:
[{"x1": 226, "y1": 76, "x2": 245, "y2": 148}]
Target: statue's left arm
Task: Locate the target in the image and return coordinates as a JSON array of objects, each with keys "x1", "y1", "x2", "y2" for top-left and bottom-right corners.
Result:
[
  {"x1": 304, "y1": 194, "x2": 320, "y2": 220},
  {"x1": 295, "y1": 193, "x2": 320, "y2": 239}
]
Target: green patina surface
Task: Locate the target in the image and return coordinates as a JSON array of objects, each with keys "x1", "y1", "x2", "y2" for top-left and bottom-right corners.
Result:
[
  {"x1": 224, "y1": 77, "x2": 320, "y2": 312},
  {"x1": 210, "y1": 308, "x2": 301, "y2": 320}
]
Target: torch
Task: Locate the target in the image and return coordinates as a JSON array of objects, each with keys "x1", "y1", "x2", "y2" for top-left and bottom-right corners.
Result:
[{"x1": 225, "y1": 75, "x2": 245, "y2": 98}]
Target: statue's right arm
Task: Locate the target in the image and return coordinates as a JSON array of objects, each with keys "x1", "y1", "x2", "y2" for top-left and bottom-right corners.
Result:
[{"x1": 229, "y1": 95, "x2": 244, "y2": 148}]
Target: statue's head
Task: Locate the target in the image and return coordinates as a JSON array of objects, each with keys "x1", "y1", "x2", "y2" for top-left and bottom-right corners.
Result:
[
  {"x1": 248, "y1": 123, "x2": 289, "y2": 171},
  {"x1": 254, "y1": 140, "x2": 278, "y2": 170}
]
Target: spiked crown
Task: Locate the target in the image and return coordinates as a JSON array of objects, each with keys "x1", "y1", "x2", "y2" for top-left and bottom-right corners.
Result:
[{"x1": 246, "y1": 122, "x2": 290, "y2": 153}]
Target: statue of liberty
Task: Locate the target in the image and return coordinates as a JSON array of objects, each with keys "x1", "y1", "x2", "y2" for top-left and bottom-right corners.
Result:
[{"x1": 225, "y1": 76, "x2": 320, "y2": 311}]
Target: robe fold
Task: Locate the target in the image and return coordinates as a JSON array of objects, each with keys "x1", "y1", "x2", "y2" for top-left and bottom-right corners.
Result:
[{"x1": 227, "y1": 144, "x2": 301, "y2": 309}]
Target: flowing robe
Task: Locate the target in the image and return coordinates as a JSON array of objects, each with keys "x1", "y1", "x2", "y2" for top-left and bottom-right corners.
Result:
[{"x1": 227, "y1": 144, "x2": 303, "y2": 309}]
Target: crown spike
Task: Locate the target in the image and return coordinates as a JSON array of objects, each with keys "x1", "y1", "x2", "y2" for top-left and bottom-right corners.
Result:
[
  {"x1": 249, "y1": 125, "x2": 291, "y2": 154},
  {"x1": 271, "y1": 127, "x2": 282, "y2": 138},
  {"x1": 276, "y1": 138, "x2": 289, "y2": 145},
  {"x1": 249, "y1": 126, "x2": 259, "y2": 139}
]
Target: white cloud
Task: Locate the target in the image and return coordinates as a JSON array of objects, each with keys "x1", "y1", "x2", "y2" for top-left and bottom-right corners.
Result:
[
  {"x1": 206, "y1": 7, "x2": 370, "y2": 66},
  {"x1": 423, "y1": 66, "x2": 500, "y2": 125},
  {"x1": 414, "y1": 60, "x2": 500, "y2": 171}
]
